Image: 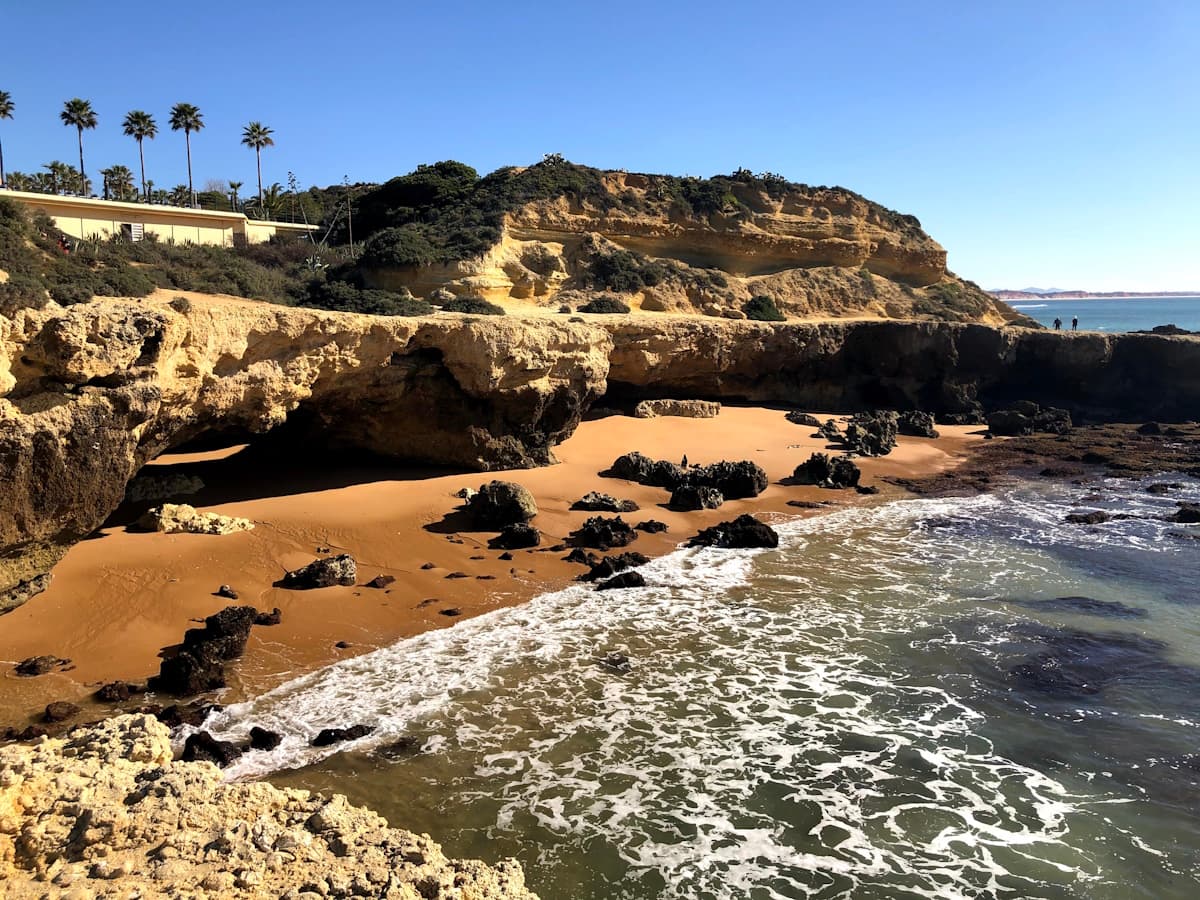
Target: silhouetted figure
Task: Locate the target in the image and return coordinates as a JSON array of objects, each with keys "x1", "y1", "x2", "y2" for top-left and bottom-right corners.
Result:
[
  {"x1": 681, "y1": 454, "x2": 689, "y2": 468},
  {"x1": 1053, "y1": 317, "x2": 1062, "y2": 331},
  {"x1": 1072, "y1": 316, "x2": 1078, "y2": 331}
]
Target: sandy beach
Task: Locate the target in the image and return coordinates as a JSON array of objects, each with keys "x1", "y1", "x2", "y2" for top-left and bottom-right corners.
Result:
[{"x1": 0, "y1": 407, "x2": 980, "y2": 726}]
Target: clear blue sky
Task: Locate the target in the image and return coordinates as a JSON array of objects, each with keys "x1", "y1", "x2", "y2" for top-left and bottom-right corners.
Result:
[{"x1": 2, "y1": 0, "x2": 1196, "y2": 290}]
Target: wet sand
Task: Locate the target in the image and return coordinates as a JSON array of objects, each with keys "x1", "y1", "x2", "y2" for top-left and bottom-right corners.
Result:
[{"x1": 0, "y1": 407, "x2": 980, "y2": 724}]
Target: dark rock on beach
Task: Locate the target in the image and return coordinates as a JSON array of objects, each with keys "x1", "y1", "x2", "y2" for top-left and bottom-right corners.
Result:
[
  {"x1": 154, "y1": 701, "x2": 222, "y2": 729},
  {"x1": 688, "y1": 514, "x2": 779, "y2": 549},
  {"x1": 311, "y1": 724, "x2": 374, "y2": 747},
  {"x1": 607, "y1": 452, "x2": 767, "y2": 499},
  {"x1": 43, "y1": 701, "x2": 80, "y2": 723},
  {"x1": 897, "y1": 410, "x2": 940, "y2": 439},
  {"x1": 564, "y1": 547, "x2": 600, "y2": 566},
  {"x1": 841, "y1": 410, "x2": 898, "y2": 457},
  {"x1": 95, "y1": 681, "x2": 137, "y2": 703},
  {"x1": 791, "y1": 453, "x2": 861, "y2": 489},
  {"x1": 253, "y1": 608, "x2": 282, "y2": 626},
  {"x1": 489, "y1": 522, "x2": 541, "y2": 549},
  {"x1": 467, "y1": 480, "x2": 538, "y2": 527},
  {"x1": 669, "y1": 484, "x2": 724, "y2": 511},
  {"x1": 0, "y1": 573, "x2": 52, "y2": 615},
  {"x1": 365, "y1": 575, "x2": 396, "y2": 589},
  {"x1": 635, "y1": 520, "x2": 668, "y2": 534},
  {"x1": 151, "y1": 606, "x2": 258, "y2": 697},
  {"x1": 579, "y1": 552, "x2": 650, "y2": 583},
  {"x1": 988, "y1": 401, "x2": 1072, "y2": 436},
  {"x1": 15, "y1": 655, "x2": 69, "y2": 677},
  {"x1": 215, "y1": 584, "x2": 239, "y2": 600},
  {"x1": 596, "y1": 570, "x2": 647, "y2": 591},
  {"x1": 249, "y1": 726, "x2": 283, "y2": 751},
  {"x1": 786, "y1": 411, "x2": 822, "y2": 427},
  {"x1": 1171, "y1": 505, "x2": 1200, "y2": 524},
  {"x1": 181, "y1": 731, "x2": 244, "y2": 767},
  {"x1": 600, "y1": 651, "x2": 632, "y2": 673},
  {"x1": 571, "y1": 491, "x2": 639, "y2": 513},
  {"x1": 569, "y1": 516, "x2": 638, "y2": 551},
  {"x1": 277, "y1": 554, "x2": 357, "y2": 589}
]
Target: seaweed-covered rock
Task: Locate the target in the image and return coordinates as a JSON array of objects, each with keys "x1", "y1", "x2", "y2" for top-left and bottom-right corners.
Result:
[
  {"x1": 467, "y1": 480, "x2": 538, "y2": 527},
  {"x1": 490, "y1": 522, "x2": 541, "y2": 549},
  {"x1": 569, "y1": 516, "x2": 638, "y2": 551},
  {"x1": 688, "y1": 514, "x2": 780, "y2": 549},
  {"x1": 571, "y1": 492, "x2": 639, "y2": 513},
  {"x1": 277, "y1": 554, "x2": 357, "y2": 589},
  {"x1": 785, "y1": 411, "x2": 822, "y2": 427},
  {"x1": 988, "y1": 402, "x2": 1073, "y2": 436},
  {"x1": 596, "y1": 570, "x2": 647, "y2": 591},
  {"x1": 579, "y1": 552, "x2": 650, "y2": 583},
  {"x1": 842, "y1": 411, "x2": 898, "y2": 456},
  {"x1": 669, "y1": 484, "x2": 724, "y2": 511},
  {"x1": 897, "y1": 410, "x2": 940, "y2": 439},
  {"x1": 791, "y1": 453, "x2": 861, "y2": 489}
]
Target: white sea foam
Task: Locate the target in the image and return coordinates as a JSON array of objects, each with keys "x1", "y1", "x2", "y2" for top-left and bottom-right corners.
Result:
[{"x1": 200, "y1": 482, "x2": 1200, "y2": 898}]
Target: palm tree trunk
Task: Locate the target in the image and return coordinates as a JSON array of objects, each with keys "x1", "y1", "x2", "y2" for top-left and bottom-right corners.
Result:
[
  {"x1": 256, "y1": 147, "x2": 263, "y2": 209},
  {"x1": 138, "y1": 139, "x2": 147, "y2": 201},
  {"x1": 77, "y1": 128, "x2": 86, "y2": 195},
  {"x1": 0, "y1": 136, "x2": 6, "y2": 188},
  {"x1": 185, "y1": 130, "x2": 194, "y2": 207}
]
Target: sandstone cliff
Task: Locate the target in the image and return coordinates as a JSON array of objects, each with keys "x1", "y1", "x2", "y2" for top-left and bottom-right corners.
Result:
[
  {"x1": 0, "y1": 714, "x2": 537, "y2": 898},
  {"x1": 3, "y1": 296, "x2": 1197, "y2": 602},
  {"x1": 352, "y1": 162, "x2": 1024, "y2": 325}
]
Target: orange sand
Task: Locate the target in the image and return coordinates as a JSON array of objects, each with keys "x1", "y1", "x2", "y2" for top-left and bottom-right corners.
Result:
[{"x1": 0, "y1": 407, "x2": 979, "y2": 724}]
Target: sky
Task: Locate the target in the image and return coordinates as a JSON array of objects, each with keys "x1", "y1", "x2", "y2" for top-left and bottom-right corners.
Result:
[{"x1": 1, "y1": 0, "x2": 1197, "y2": 291}]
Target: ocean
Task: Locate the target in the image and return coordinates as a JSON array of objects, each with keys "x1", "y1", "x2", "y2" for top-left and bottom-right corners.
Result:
[
  {"x1": 194, "y1": 473, "x2": 1200, "y2": 899},
  {"x1": 1008, "y1": 296, "x2": 1200, "y2": 333}
]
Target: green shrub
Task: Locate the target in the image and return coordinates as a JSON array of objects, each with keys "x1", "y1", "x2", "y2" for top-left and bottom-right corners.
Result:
[
  {"x1": 441, "y1": 296, "x2": 505, "y2": 316},
  {"x1": 359, "y1": 227, "x2": 438, "y2": 269},
  {"x1": 303, "y1": 280, "x2": 433, "y2": 316},
  {"x1": 579, "y1": 296, "x2": 630, "y2": 314},
  {"x1": 743, "y1": 295, "x2": 785, "y2": 322}
]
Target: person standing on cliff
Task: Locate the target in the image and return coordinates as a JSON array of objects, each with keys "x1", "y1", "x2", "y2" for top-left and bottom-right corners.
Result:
[
  {"x1": 1072, "y1": 316, "x2": 1078, "y2": 331},
  {"x1": 1054, "y1": 317, "x2": 1062, "y2": 330}
]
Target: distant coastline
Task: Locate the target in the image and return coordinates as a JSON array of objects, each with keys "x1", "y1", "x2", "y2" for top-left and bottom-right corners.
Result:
[{"x1": 992, "y1": 289, "x2": 1200, "y2": 300}]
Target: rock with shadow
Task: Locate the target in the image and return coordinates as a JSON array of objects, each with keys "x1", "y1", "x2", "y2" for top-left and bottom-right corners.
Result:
[
  {"x1": 311, "y1": 724, "x2": 374, "y2": 747},
  {"x1": 150, "y1": 606, "x2": 259, "y2": 697},
  {"x1": 569, "y1": 516, "x2": 638, "y2": 551},
  {"x1": 467, "y1": 480, "x2": 538, "y2": 527},
  {"x1": 597, "y1": 570, "x2": 646, "y2": 591},
  {"x1": 489, "y1": 522, "x2": 540, "y2": 549},
  {"x1": 688, "y1": 514, "x2": 779, "y2": 549},
  {"x1": 988, "y1": 401, "x2": 1073, "y2": 436},
  {"x1": 669, "y1": 484, "x2": 724, "y2": 511},
  {"x1": 786, "y1": 411, "x2": 822, "y2": 427},
  {"x1": 276, "y1": 554, "x2": 357, "y2": 589},
  {"x1": 897, "y1": 410, "x2": 940, "y2": 439},
  {"x1": 789, "y1": 453, "x2": 861, "y2": 490},
  {"x1": 181, "y1": 730, "x2": 244, "y2": 767},
  {"x1": 571, "y1": 492, "x2": 639, "y2": 513}
]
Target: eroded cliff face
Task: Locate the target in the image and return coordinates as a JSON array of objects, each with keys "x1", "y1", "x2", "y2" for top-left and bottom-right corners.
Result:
[
  {"x1": 2, "y1": 298, "x2": 1198, "y2": 596},
  {"x1": 0, "y1": 296, "x2": 610, "y2": 562},
  {"x1": 360, "y1": 171, "x2": 1020, "y2": 325},
  {"x1": 0, "y1": 714, "x2": 537, "y2": 898}
]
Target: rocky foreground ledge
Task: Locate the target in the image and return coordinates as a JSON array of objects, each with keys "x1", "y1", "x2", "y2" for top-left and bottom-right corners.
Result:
[{"x1": 0, "y1": 715, "x2": 537, "y2": 899}]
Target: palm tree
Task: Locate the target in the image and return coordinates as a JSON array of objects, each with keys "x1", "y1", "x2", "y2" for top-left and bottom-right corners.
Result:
[
  {"x1": 5, "y1": 171, "x2": 32, "y2": 192},
  {"x1": 122, "y1": 110, "x2": 157, "y2": 201},
  {"x1": 0, "y1": 91, "x2": 13, "y2": 188},
  {"x1": 228, "y1": 180, "x2": 243, "y2": 210},
  {"x1": 168, "y1": 103, "x2": 203, "y2": 207},
  {"x1": 43, "y1": 160, "x2": 74, "y2": 194},
  {"x1": 240, "y1": 122, "x2": 274, "y2": 208},
  {"x1": 167, "y1": 184, "x2": 190, "y2": 207},
  {"x1": 60, "y1": 98, "x2": 98, "y2": 195},
  {"x1": 100, "y1": 165, "x2": 135, "y2": 201}
]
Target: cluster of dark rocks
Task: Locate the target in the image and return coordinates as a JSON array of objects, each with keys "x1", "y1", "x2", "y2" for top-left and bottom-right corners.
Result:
[
  {"x1": 607, "y1": 451, "x2": 768, "y2": 512},
  {"x1": 182, "y1": 721, "x2": 380, "y2": 768},
  {"x1": 150, "y1": 605, "x2": 282, "y2": 698},
  {"x1": 569, "y1": 516, "x2": 639, "y2": 551},
  {"x1": 791, "y1": 453, "x2": 861, "y2": 490},
  {"x1": 687, "y1": 514, "x2": 779, "y2": 549},
  {"x1": 466, "y1": 479, "x2": 543, "y2": 549},
  {"x1": 987, "y1": 401, "x2": 1073, "y2": 436},
  {"x1": 571, "y1": 491, "x2": 639, "y2": 513}
]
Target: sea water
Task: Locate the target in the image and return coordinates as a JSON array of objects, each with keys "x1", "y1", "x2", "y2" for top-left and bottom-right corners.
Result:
[
  {"x1": 200, "y1": 476, "x2": 1200, "y2": 899},
  {"x1": 1010, "y1": 296, "x2": 1200, "y2": 333}
]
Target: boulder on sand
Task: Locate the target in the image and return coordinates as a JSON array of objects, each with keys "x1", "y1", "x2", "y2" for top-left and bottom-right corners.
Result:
[
  {"x1": 897, "y1": 410, "x2": 940, "y2": 439},
  {"x1": 841, "y1": 411, "x2": 898, "y2": 457},
  {"x1": 276, "y1": 554, "x2": 357, "y2": 589},
  {"x1": 596, "y1": 571, "x2": 647, "y2": 591},
  {"x1": 791, "y1": 453, "x2": 861, "y2": 489},
  {"x1": 571, "y1": 492, "x2": 639, "y2": 513},
  {"x1": 151, "y1": 606, "x2": 259, "y2": 697},
  {"x1": 490, "y1": 522, "x2": 541, "y2": 549},
  {"x1": 569, "y1": 516, "x2": 638, "y2": 551},
  {"x1": 987, "y1": 401, "x2": 1073, "y2": 436},
  {"x1": 467, "y1": 481, "x2": 538, "y2": 527},
  {"x1": 579, "y1": 552, "x2": 650, "y2": 583},
  {"x1": 669, "y1": 484, "x2": 724, "y2": 511},
  {"x1": 633, "y1": 399, "x2": 721, "y2": 419},
  {"x1": 785, "y1": 411, "x2": 822, "y2": 427},
  {"x1": 182, "y1": 730, "x2": 244, "y2": 767},
  {"x1": 688, "y1": 514, "x2": 780, "y2": 549},
  {"x1": 136, "y1": 503, "x2": 253, "y2": 535}
]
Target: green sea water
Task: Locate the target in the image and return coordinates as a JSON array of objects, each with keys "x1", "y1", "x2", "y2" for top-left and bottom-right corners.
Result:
[{"x1": 201, "y1": 476, "x2": 1200, "y2": 898}]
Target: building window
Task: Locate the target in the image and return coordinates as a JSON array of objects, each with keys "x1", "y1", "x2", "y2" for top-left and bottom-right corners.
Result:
[{"x1": 120, "y1": 222, "x2": 145, "y2": 242}]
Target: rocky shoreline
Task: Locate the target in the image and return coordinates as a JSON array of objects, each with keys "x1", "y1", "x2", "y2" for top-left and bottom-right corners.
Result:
[{"x1": 0, "y1": 714, "x2": 537, "y2": 898}]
